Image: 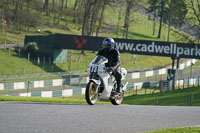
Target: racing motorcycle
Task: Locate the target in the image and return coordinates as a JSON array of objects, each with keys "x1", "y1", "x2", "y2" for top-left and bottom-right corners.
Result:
[{"x1": 85, "y1": 55, "x2": 128, "y2": 105}]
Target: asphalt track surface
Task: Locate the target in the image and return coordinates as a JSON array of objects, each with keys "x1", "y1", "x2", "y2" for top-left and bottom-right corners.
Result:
[{"x1": 0, "y1": 102, "x2": 200, "y2": 133}]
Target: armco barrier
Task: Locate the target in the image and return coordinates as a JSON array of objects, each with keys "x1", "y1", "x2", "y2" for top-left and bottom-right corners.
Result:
[
  {"x1": 12, "y1": 88, "x2": 86, "y2": 98},
  {"x1": 125, "y1": 59, "x2": 197, "y2": 79},
  {"x1": 0, "y1": 59, "x2": 198, "y2": 91},
  {"x1": 4, "y1": 77, "x2": 200, "y2": 98},
  {"x1": 11, "y1": 82, "x2": 147, "y2": 97},
  {"x1": 0, "y1": 77, "x2": 89, "y2": 91}
]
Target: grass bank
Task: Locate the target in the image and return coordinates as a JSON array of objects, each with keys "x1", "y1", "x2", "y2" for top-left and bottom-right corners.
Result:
[
  {"x1": 0, "y1": 95, "x2": 109, "y2": 105},
  {"x1": 123, "y1": 87, "x2": 200, "y2": 106},
  {"x1": 146, "y1": 127, "x2": 200, "y2": 133},
  {"x1": 0, "y1": 49, "x2": 172, "y2": 76}
]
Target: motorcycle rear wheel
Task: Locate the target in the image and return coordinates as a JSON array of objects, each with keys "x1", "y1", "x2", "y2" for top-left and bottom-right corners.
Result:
[
  {"x1": 85, "y1": 81, "x2": 99, "y2": 105},
  {"x1": 110, "y1": 91, "x2": 124, "y2": 105}
]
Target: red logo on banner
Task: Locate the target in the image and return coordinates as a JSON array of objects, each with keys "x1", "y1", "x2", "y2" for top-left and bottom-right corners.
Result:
[{"x1": 74, "y1": 36, "x2": 87, "y2": 48}]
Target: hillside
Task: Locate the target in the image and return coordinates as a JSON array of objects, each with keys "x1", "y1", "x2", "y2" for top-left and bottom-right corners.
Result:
[{"x1": 0, "y1": 0, "x2": 199, "y2": 76}]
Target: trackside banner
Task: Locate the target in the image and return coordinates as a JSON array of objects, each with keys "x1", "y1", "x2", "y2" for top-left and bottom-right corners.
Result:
[
  {"x1": 115, "y1": 40, "x2": 200, "y2": 58},
  {"x1": 25, "y1": 34, "x2": 200, "y2": 59}
]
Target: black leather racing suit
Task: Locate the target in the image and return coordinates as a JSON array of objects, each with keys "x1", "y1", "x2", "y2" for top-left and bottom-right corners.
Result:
[{"x1": 97, "y1": 48, "x2": 122, "y2": 90}]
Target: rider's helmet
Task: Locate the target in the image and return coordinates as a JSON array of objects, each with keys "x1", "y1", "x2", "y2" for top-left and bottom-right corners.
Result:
[{"x1": 102, "y1": 37, "x2": 115, "y2": 49}]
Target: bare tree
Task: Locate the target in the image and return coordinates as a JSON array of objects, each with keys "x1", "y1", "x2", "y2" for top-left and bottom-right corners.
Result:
[
  {"x1": 190, "y1": 0, "x2": 200, "y2": 42},
  {"x1": 123, "y1": 0, "x2": 142, "y2": 39},
  {"x1": 89, "y1": 0, "x2": 111, "y2": 36},
  {"x1": 146, "y1": 0, "x2": 157, "y2": 35},
  {"x1": 157, "y1": 0, "x2": 164, "y2": 38},
  {"x1": 25, "y1": 0, "x2": 30, "y2": 31},
  {"x1": 185, "y1": 0, "x2": 200, "y2": 42},
  {"x1": 65, "y1": 0, "x2": 68, "y2": 8},
  {"x1": 147, "y1": 0, "x2": 168, "y2": 39},
  {"x1": 81, "y1": 0, "x2": 97, "y2": 54},
  {"x1": 116, "y1": 6, "x2": 123, "y2": 38},
  {"x1": 123, "y1": 0, "x2": 133, "y2": 39},
  {"x1": 74, "y1": 0, "x2": 78, "y2": 10},
  {"x1": 88, "y1": 2, "x2": 98, "y2": 36},
  {"x1": 17, "y1": 0, "x2": 24, "y2": 33},
  {"x1": 81, "y1": 0, "x2": 115, "y2": 54},
  {"x1": 190, "y1": 0, "x2": 200, "y2": 24},
  {"x1": 43, "y1": 0, "x2": 49, "y2": 16},
  {"x1": 14, "y1": 0, "x2": 19, "y2": 24},
  {"x1": 58, "y1": 0, "x2": 64, "y2": 24},
  {"x1": 82, "y1": 0, "x2": 97, "y2": 36},
  {"x1": 96, "y1": 0, "x2": 107, "y2": 37},
  {"x1": 0, "y1": 0, "x2": 6, "y2": 32},
  {"x1": 51, "y1": 0, "x2": 55, "y2": 24},
  {"x1": 165, "y1": 0, "x2": 187, "y2": 42},
  {"x1": 73, "y1": 0, "x2": 84, "y2": 29}
]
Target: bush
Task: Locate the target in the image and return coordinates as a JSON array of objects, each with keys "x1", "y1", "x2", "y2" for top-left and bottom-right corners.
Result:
[{"x1": 26, "y1": 42, "x2": 39, "y2": 56}]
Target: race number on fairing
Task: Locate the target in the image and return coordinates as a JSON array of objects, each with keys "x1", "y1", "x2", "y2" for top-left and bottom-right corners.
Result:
[{"x1": 90, "y1": 65, "x2": 98, "y2": 73}]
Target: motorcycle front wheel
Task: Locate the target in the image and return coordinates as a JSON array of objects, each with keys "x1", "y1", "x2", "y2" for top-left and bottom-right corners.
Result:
[
  {"x1": 110, "y1": 91, "x2": 124, "y2": 105},
  {"x1": 85, "y1": 81, "x2": 99, "y2": 105}
]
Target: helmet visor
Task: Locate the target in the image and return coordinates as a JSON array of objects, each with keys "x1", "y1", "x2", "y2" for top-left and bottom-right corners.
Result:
[{"x1": 102, "y1": 40, "x2": 111, "y2": 48}]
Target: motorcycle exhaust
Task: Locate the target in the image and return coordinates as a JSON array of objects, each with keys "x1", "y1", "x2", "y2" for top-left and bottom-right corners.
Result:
[{"x1": 122, "y1": 82, "x2": 128, "y2": 91}]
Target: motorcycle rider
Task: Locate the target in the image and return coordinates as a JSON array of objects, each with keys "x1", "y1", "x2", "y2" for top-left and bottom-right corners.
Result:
[{"x1": 97, "y1": 37, "x2": 122, "y2": 93}]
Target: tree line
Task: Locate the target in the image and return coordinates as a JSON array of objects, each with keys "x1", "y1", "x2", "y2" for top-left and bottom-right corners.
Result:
[{"x1": 0, "y1": 0, "x2": 199, "y2": 42}]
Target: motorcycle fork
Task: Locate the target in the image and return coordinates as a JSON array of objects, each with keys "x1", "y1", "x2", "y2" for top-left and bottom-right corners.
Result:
[
  {"x1": 95, "y1": 84, "x2": 100, "y2": 94},
  {"x1": 95, "y1": 80, "x2": 101, "y2": 94}
]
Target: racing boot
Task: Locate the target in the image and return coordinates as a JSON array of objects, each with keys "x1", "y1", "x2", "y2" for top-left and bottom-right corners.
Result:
[{"x1": 116, "y1": 84, "x2": 123, "y2": 93}]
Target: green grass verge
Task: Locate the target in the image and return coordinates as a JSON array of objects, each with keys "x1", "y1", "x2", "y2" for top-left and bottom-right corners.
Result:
[
  {"x1": 146, "y1": 127, "x2": 200, "y2": 133},
  {"x1": 0, "y1": 95, "x2": 110, "y2": 105},
  {"x1": 123, "y1": 87, "x2": 200, "y2": 106}
]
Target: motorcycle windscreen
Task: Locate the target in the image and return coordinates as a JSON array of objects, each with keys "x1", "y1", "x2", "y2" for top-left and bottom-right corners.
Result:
[{"x1": 91, "y1": 55, "x2": 108, "y2": 65}]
